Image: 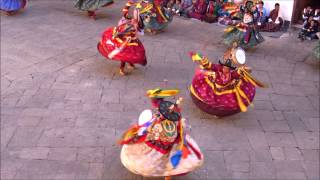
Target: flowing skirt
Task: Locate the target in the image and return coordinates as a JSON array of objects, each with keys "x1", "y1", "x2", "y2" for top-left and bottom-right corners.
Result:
[
  {"x1": 121, "y1": 135, "x2": 203, "y2": 177},
  {"x1": 97, "y1": 27, "x2": 147, "y2": 65},
  {"x1": 0, "y1": 0, "x2": 25, "y2": 12},
  {"x1": 190, "y1": 69, "x2": 256, "y2": 116},
  {"x1": 223, "y1": 26, "x2": 264, "y2": 49},
  {"x1": 143, "y1": 9, "x2": 173, "y2": 31},
  {"x1": 73, "y1": 0, "x2": 113, "y2": 11}
]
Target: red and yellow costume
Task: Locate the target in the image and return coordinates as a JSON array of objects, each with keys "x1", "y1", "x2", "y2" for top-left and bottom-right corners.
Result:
[
  {"x1": 189, "y1": 49, "x2": 266, "y2": 117},
  {"x1": 97, "y1": 20, "x2": 147, "y2": 66},
  {"x1": 122, "y1": 0, "x2": 172, "y2": 33}
]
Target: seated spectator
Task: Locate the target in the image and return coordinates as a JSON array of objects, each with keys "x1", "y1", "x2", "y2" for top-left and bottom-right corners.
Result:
[
  {"x1": 163, "y1": 0, "x2": 171, "y2": 7},
  {"x1": 204, "y1": 0, "x2": 219, "y2": 23},
  {"x1": 255, "y1": 1, "x2": 267, "y2": 26},
  {"x1": 166, "y1": 0, "x2": 175, "y2": 9},
  {"x1": 298, "y1": 17, "x2": 319, "y2": 41},
  {"x1": 302, "y1": 6, "x2": 313, "y2": 23},
  {"x1": 167, "y1": 0, "x2": 182, "y2": 15},
  {"x1": 187, "y1": 0, "x2": 208, "y2": 20},
  {"x1": 180, "y1": 0, "x2": 194, "y2": 17},
  {"x1": 174, "y1": 0, "x2": 183, "y2": 15},
  {"x1": 259, "y1": 3, "x2": 283, "y2": 32}
]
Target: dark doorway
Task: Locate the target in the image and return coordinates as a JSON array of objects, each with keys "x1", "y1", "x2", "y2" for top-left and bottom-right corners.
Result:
[{"x1": 292, "y1": 0, "x2": 320, "y2": 24}]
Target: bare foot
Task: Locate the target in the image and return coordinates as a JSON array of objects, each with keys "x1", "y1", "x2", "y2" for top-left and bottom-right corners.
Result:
[
  {"x1": 119, "y1": 69, "x2": 126, "y2": 76},
  {"x1": 127, "y1": 64, "x2": 136, "y2": 70}
]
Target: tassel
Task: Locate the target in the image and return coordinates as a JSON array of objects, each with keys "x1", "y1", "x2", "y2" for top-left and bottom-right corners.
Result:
[
  {"x1": 118, "y1": 125, "x2": 139, "y2": 144},
  {"x1": 170, "y1": 150, "x2": 182, "y2": 169},
  {"x1": 182, "y1": 145, "x2": 190, "y2": 158}
]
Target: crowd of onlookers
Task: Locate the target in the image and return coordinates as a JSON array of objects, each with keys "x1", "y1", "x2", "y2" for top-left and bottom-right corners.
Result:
[
  {"x1": 298, "y1": 7, "x2": 319, "y2": 41},
  {"x1": 162, "y1": 0, "x2": 286, "y2": 32},
  {"x1": 161, "y1": 0, "x2": 320, "y2": 38}
]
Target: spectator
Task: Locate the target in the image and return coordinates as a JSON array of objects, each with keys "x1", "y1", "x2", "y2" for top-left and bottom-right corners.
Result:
[
  {"x1": 180, "y1": 0, "x2": 194, "y2": 17},
  {"x1": 302, "y1": 6, "x2": 313, "y2": 23},
  {"x1": 167, "y1": 0, "x2": 176, "y2": 10},
  {"x1": 298, "y1": 16, "x2": 319, "y2": 41},
  {"x1": 255, "y1": 1, "x2": 267, "y2": 26},
  {"x1": 187, "y1": 0, "x2": 208, "y2": 21},
  {"x1": 204, "y1": 0, "x2": 219, "y2": 23},
  {"x1": 259, "y1": 3, "x2": 283, "y2": 32},
  {"x1": 167, "y1": 0, "x2": 182, "y2": 15}
]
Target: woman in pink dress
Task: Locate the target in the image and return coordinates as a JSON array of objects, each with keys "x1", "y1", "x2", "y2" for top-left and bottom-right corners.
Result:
[{"x1": 190, "y1": 43, "x2": 266, "y2": 117}]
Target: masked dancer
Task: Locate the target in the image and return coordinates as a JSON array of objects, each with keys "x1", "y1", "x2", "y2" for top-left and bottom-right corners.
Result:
[
  {"x1": 97, "y1": 8, "x2": 147, "y2": 75},
  {"x1": 119, "y1": 88, "x2": 204, "y2": 180},
  {"x1": 190, "y1": 43, "x2": 266, "y2": 117}
]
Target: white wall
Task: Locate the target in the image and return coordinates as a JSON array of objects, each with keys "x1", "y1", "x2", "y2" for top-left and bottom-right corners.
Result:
[{"x1": 262, "y1": 0, "x2": 294, "y2": 21}]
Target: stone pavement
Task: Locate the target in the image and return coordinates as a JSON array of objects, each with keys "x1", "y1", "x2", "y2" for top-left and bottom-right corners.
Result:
[{"x1": 1, "y1": 0, "x2": 319, "y2": 179}]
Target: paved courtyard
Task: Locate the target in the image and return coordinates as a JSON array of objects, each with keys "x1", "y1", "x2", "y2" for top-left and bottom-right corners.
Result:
[{"x1": 1, "y1": 0, "x2": 319, "y2": 179}]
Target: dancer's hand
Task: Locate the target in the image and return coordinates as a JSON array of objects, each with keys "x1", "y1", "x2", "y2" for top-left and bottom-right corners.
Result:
[
  {"x1": 205, "y1": 71, "x2": 216, "y2": 79},
  {"x1": 243, "y1": 65, "x2": 252, "y2": 72}
]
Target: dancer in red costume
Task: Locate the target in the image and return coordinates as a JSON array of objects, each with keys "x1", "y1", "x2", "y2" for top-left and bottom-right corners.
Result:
[
  {"x1": 190, "y1": 43, "x2": 267, "y2": 117},
  {"x1": 97, "y1": 9, "x2": 147, "y2": 75}
]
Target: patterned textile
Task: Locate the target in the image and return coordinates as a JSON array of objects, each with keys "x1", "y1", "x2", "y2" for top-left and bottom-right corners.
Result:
[
  {"x1": 139, "y1": 0, "x2": 173, "y2": 32},
  {"x1": 73, "y1": 0, "x2": 113, "y2": 11},
  {"x1": 223, "y1": 23, "x2": 264, "y2": 49},
  {"x1": 203, "y1": 1, "x2": 216, "y2": 23},
  {"x1": 189, "y1": 51, "x2": 266, "y2": 116},
  {"x1": 121, "y1": 134, "x2": 203, "y2": 177},
  {"x1": 188, "y1": 0, "x2": 207, "y2": 20},
  {"x1": 259, "y1": 9, "x2": 283, "y2": 32},
  {"x1": 0, "y1": 0, "x2": 25, "y2": 12},
  {"x1": 97, "y1": 22, "x2": 147, "y2": 65},
  {"x1": 190, "y1": 65, "x2": 256, "y2": 116},
  {"x1": 120, "y1": 96, "x2": 203, "y2": 177}
]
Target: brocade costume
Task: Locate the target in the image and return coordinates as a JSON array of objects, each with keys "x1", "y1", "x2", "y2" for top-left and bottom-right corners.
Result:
[
  {"x1": 119, "y1": 89, "x2": 203, "y2": 177},
  {"x1": 223, "y1": 11, "x2": 264, "y2": 49},
  {"x1": 189, "y1": 47, "x2": 266, "y2": 117}
]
